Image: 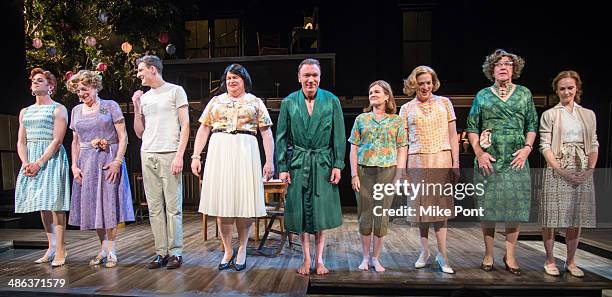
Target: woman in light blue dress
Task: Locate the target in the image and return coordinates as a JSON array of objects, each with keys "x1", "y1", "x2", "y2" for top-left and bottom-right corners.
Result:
[{"x1": 15, "y1": 68, "x2": 70, "y2": 267}]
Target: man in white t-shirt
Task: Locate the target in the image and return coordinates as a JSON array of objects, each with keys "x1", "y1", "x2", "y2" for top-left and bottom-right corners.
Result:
[{"x1": 132, "y1": 55, "x2": 189, "y2": 269}]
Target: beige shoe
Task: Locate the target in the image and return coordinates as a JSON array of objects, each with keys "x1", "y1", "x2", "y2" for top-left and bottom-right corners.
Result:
[
  {"x1": 435, "y1": 254, "x2": 455, "y2": 274},
  {"x1": 414, "y1": 251, "x2": 430, "y2": 269},
  {"x1": 565, "y1": 264, "x2": 584, "y2": 277},
  {"x1": 544, "y1": 263, "x2": 560, "y2": 276},
  {"x1": 51, "y1": 250, "x2": 68, "y2": 267},
  {"x1": 34, "y1": 249, "x2": 55, "y2": 264},
  {"x1": 105, "y1": 254, "x2": 118, "y2": 268}
]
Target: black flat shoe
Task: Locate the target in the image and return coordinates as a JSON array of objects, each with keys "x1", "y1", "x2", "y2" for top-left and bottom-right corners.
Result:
[
  {"x1": 234, "y1": 258, "x2": 247, "y2": 271},
  {"x1": 503, "y1": 256, "x2": 521, "y2": 276},
  {"x1": 219, "y1": 251, "x2": 236, "y2": 271}
]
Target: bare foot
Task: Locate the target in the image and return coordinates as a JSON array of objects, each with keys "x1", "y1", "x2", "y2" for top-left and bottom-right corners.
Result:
[
  {"x1": 358, "y1": 258, "x2": 369, "y2": 271},
  {"x1": 315, "y1": 262, "x2": 330, "y2": 275},
  {"x1": 371, "y1": 258, "x2": 385, "y2": 272},
  {"x1": 297, "y1": 259, "x2": 311, "y2": 275}
]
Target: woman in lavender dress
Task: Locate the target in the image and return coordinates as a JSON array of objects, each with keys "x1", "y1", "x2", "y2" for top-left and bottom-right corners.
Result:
[{"x1": 67, "y1": 70, "x2": 134, "y2": 268}]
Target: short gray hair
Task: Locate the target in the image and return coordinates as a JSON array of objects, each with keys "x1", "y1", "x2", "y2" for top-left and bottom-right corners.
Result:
[{"x1": 298, "y1": 58, "x2": 321, "y2": 74}]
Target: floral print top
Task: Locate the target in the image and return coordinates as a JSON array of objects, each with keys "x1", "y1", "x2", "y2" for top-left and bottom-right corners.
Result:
[
  {"x1": 348, "y1": 112, "x2": 408, "y2": 167},
  {"x1": 199, "y1": 92, "x2": 272, "y2": 133}
]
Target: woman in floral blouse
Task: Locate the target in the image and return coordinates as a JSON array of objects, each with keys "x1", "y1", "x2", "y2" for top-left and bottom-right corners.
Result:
[
  {"x1": 191, "y1": 64, "x2": 274, "y2": 271},
  {"x1": 349, "y1": 80, "x2": 408, "y2": 272}
]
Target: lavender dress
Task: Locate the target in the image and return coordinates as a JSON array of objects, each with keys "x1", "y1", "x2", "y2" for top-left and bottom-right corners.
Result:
[{"x1": 68, "y1": 99, "x2": 134, "y2": 230}]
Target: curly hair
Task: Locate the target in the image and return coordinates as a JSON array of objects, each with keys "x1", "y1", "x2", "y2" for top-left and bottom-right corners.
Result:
[
  {"x1": 482, "y1": 49, "x2": 525, "y2": 82},
  {"x1": 364, "y1": 80, "x2": 396, "y2": 114},
  {"x1": 66, "y1": 70, "x2": 103, "y2": 93},
  {"x1": 552, "y1": 70, "x2": 583, "y2": 104},
  {"x1": 403, "y1": 65, "x2": 440, "y2": 96},
  {"x1": 29, "y1": 68, "x2": 57, "y2": 93}
]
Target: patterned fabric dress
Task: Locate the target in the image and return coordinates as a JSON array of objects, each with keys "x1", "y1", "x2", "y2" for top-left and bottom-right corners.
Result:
[
  {"x1": 400, "y1": 96, "x2": 456, "y2": 222},
  {"x1": 198, "y1": 93, "x2": 272, "y2": 217},
  {"x1": 539, "y1": 106, "x2": 596, "y2": 228},
  {"x1": 15, "y1": 103, "x2": 70, "y2": 213},
  {"x1": 466, "y1": 85, "x2": 538, "y2": 222},
  {"x1": 68, "y1": 100, "x2": 134, "y2": 230}
]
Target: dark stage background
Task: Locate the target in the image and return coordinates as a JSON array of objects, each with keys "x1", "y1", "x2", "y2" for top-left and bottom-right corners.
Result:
[{"x1": 1, "y1": 1, "x2": 610, "y2": 224}]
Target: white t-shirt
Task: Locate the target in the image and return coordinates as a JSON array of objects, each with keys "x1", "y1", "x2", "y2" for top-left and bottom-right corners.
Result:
[{"x1": 139, "y1": 82, "x2": 189, "y2": 152}]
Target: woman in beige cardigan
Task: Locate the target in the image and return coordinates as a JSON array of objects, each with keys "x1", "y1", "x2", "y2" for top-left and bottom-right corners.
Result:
[{"x1": 539, "y1": 70, "x2": 598, "y2": 278}]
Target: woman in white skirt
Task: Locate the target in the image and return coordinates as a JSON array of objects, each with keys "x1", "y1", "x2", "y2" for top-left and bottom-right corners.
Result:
[{"x1": 191, "y1": 64, "x2": 274, "y2": 271}]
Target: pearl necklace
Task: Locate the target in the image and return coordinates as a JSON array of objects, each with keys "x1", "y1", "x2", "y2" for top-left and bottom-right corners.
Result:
[{"x1": 84, "y1": 99, "x2": 100, "y2": 112}]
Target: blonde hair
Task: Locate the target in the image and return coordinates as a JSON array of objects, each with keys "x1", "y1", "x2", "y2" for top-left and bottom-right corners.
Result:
[
  {"x1": 364, "y1": 80, "x2": 396, "y2": 114},
  {"x1": 66, "y1": 70, "x2": 103, "y2": 93},
  {"x1": 403, "y1": 66, "x2": 440, "y2": 96},
  {"x1": 552, "y1": 70, "x2": 583, "y2": 104}
]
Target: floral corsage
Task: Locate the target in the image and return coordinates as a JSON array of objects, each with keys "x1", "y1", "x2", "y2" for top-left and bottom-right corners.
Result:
[
  {"x1": 91, "y1": 138, "x2": 109, "y2": 151},
  {"x1": 479, "y1": 129, "x2": 492, "y2": 149}
]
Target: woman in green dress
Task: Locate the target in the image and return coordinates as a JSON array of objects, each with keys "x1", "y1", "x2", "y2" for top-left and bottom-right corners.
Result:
[{"x1": 466, "y1": 49, "x2": 538, "y2": 276}]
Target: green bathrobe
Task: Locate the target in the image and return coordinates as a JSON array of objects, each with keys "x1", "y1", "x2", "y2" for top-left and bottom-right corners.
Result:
[{"x1": 276, "y1": 89, "x2": 346, "y2": 233}]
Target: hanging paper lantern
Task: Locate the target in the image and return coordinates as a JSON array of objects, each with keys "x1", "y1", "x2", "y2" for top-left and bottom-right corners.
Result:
[
  {"x1": 96, "y1": 63, "x2": 108, "y2": 72},
  {"x1": 121, "y1": 42, "x2": 133, "y2": 54},
  {"x1": 158, "y1": 32, "x2": 169, "y2": 44},
  {"x1": 85, "y1": 36, "x2": 97, "y2": 47},
  {"x1": 32, "y1": 38, "x2": 43, "y2": 49},
  {"x1": 64, "y1": 71, "x2": 74, "y2": 81},
  {"x1": 46, "y1": 47, "x2": 57, "y2": 57},
  {"x1": 165, "y1": 43, "x2": 176, "y2": 55},
  {"x1": 98, "y1": 11, "x2": 108, "y2": 23}
]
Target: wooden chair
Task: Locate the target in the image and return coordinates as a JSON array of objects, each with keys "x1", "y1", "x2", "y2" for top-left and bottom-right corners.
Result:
[
  {"x1": 256, "y1": 32, "x2": 289, "y2": 55},
  {"x1": 256, "y1": 180, "x2": 298, "y2": 256},
  {"x1": 131, "y1": 173, "x2": 148, "y2": 223},
  {"x1": 255, "y1": 181, "x2": 285, "y2": 241}
]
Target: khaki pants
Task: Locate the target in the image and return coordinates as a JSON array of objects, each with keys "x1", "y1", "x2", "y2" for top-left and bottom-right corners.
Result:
[
  {"x1": 356, "y1": 165, "x2": 396, "y2": 237},
  {"x1": 141, "y1": 151, "x2": 183, "y2": 256}
]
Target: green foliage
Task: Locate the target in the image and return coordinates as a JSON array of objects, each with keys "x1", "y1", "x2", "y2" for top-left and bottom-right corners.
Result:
[{"x1": 24, "y1": 0, "x2": 192, "y2": 104}]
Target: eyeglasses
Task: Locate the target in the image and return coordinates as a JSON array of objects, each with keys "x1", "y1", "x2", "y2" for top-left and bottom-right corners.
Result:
[{"x1": 494, "y1": 61, "x2": 514, "y2": 67}]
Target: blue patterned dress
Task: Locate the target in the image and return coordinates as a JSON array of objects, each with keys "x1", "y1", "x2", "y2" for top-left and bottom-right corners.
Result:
[{"x1": 15, "y1": 103, "x2": 70, "y2": 213}]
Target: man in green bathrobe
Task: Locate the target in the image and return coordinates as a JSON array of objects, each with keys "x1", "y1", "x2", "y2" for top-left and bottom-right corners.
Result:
[{"x1": 276, "y1": 58, "x2": 346, "y2": 275}]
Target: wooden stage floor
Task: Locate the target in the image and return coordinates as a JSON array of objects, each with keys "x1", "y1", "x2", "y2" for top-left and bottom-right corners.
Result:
[{"x1": 0, "y1": 214, "x2": 610, "y2": 296}]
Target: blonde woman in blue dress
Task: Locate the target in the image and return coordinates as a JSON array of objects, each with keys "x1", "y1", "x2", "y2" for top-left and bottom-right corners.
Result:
[{"x1": 15, "y1": 68, "x2": 71, "y2": 267}]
